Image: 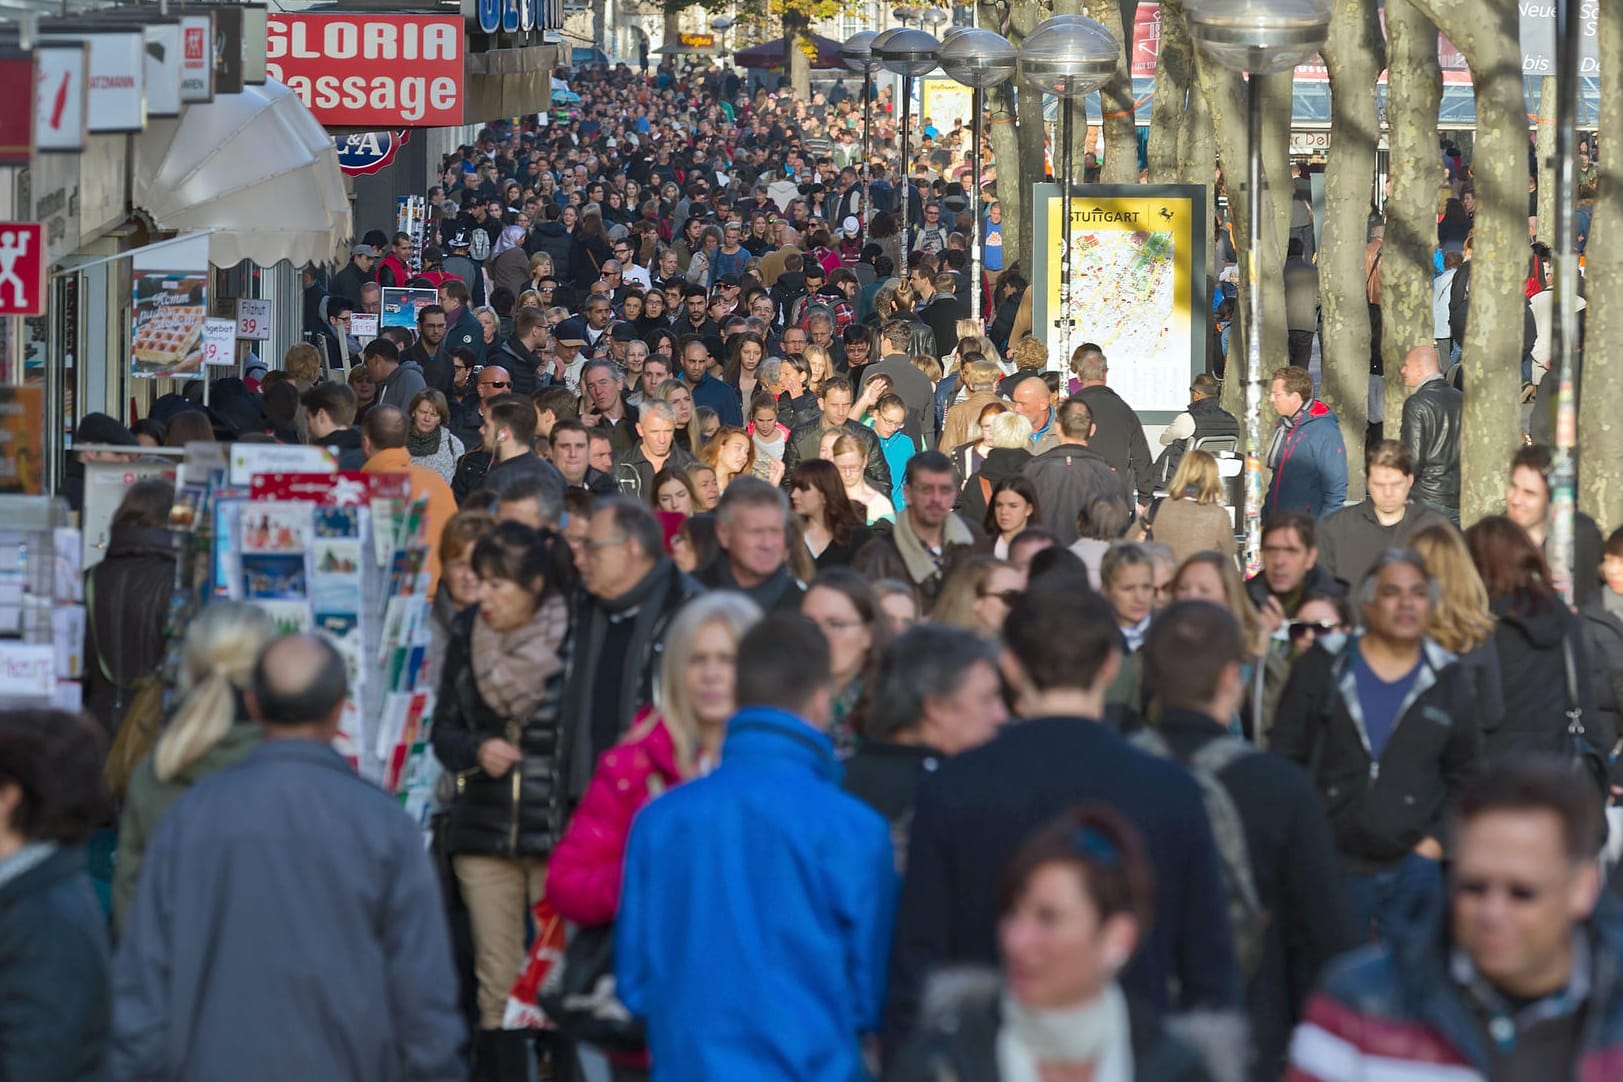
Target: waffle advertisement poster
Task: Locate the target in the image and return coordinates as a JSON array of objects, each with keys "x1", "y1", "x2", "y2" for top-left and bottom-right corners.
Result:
[{"x1": 131, "y1": 271, "x2": 208, "y2": 379}]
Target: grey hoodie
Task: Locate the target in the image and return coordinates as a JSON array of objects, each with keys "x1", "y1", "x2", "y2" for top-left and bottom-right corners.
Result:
[{"x1": 378, "y1": 358, "x2": 429, "y2": 411}]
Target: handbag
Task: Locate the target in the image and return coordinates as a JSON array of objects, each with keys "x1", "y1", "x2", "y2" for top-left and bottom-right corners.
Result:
[
  {"x1": 1561, "y1": 633, "x2": 1611, "y2": 806},
  {"x1": 536, "y1": 922, "x2": 646, "y2": 1052}
]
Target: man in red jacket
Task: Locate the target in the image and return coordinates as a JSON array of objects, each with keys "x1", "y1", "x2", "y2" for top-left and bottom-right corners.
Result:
[{"x1": 376, "y1": 232, "x2": 414, "y2": 288}]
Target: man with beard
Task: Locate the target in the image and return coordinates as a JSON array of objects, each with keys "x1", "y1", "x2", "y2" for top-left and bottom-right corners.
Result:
[{"x1": 405, "y1": 305, "x2": 452, "y2": 394}]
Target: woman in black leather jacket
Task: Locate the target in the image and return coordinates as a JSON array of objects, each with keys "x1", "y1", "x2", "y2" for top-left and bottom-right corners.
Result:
[{"x1": 431, "y1": 522, "x2": 574, "y2": 1079}]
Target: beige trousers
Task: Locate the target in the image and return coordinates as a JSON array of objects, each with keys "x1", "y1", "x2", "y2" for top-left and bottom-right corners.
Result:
[{"x1": 454, "y1": 853, "x2": 548, "y2": 1028}]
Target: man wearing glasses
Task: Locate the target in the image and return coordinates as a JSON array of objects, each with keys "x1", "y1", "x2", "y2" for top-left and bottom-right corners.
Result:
[
  {"x1": 1289, "y1": 759, "x2": 1613, "y2": 1081},
  {"x1": 405, "y1": 305, "x2": 451, "y2": 395},
  {"x1": 615, "y1": 242, "x2": 651, "y2": 289}
]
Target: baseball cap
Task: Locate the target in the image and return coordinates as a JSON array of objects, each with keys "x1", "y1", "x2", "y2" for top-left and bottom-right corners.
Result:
[
  {"x1": 421, "y1": 245, "x2": 445, "y2": 265},
  {"x1": 716, "y1": 273, "x2": 741, "y2": 287},
  {"x1": 554, "y1": 318, "x2": 589, "y2": 346},
  {"x1": 610, "y1": 323, "x2": 640, "y2": 342}
]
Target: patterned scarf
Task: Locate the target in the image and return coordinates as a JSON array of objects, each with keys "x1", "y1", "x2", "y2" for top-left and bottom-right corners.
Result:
[
  {"x1": 407, "y1": 426, "x2": 442, "y2": 459},
  {"x1": 471, "y1": 594, "x2": 568, "y2": 721}
]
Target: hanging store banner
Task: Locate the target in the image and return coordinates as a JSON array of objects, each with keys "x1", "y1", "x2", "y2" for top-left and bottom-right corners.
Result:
[
  {"x1": 1520, "y1": 5, "x2": 1599, "y2": 74},
  {"x1": 0, "y1": 52, "x2": 34, "y2": 165},
  {"x1": 0, "y1": 223, "x2": 47, "y2": 318},
  {"x1": 336, "y1": 129, "x2": 410, "y2": 176},
  {"x1": 1031, "y1": 183, "x2": 1208, "y2": 421},
  {"x1": 33, "y1": 41, "x2": 87, "y2": 152},
  {"x1": 179, "y1": 13, "x2": 215, "y2": 102},
  {"x1": 39, "y1": 28, "x2": 145, "y2": 133},
  {"x1": 143, "y1": 21, "x2": 183, "y2": 118},
  {"x1": 209, "y1": 6, "x2": 245, "y2": 95},
  {"x1": 265, "y1": 14, "x2": 464, "y2": 127},
  {"x1": 240, "y1": 4, "x2": 268, "y2": 84}
]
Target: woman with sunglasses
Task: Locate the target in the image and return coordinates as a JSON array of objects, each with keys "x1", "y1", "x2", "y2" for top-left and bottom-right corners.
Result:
[
  {"x1": 932, "y1": 555, "x2": 1025, "y2": 640},
  {"x1": 890, "y1": 806, "x2": 1211, "y2": 1082}
]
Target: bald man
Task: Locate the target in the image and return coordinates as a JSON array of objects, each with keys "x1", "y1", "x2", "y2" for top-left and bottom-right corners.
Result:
[
  {"x1": 112, "y1": 634, "x2": 463, "y2": 1080},
  {"x1": 1399, "y1": 345, "x2": 1462, "y2": 524}
]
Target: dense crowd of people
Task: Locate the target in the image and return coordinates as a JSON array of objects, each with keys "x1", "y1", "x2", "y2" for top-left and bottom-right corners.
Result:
[{"x1": 17, "y1": 58, "x2": 1623, "y2": 1082}]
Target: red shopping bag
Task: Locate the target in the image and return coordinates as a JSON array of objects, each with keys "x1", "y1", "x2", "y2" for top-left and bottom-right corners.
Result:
[{"x1": 502, "y1": 898, "x2": 567, "y2": 1031}]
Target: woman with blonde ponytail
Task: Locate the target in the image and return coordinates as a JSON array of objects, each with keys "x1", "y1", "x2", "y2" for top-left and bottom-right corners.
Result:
[{"x1": 111, "y1": 601, "x2": 274, "y2": 931}]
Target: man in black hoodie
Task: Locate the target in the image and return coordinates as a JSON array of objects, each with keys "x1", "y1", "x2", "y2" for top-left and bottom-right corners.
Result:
[
  {"x1": 490, "y1": 307, "x2": 552, "y2": 398},
  {"x1": 1244, "y1": 512, "x2": 1347, "y2": 628},
  {"x1": 1069, "y1": 345, "x2": 1156, "y2": 511},
  {"x1": 1139, "y1": 601, "x2": 1359, "y2": 1081}
]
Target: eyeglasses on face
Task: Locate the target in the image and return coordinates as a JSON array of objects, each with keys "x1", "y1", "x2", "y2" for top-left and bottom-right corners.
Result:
[{"x1": 481, "y1": 380, "x2": 512, "y2": 390}]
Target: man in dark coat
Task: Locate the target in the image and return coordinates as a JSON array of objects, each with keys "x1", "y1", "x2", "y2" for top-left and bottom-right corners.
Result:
[
  {"x1": 1316, "y1": 440, "x2": 1450, "y2": 594},
  {"x1": 1154, "y1": 373, "x2": 1242, "y2": 486},
  {"x1": 1069, "y1": 345, "x2": 1156, "y2": 510},
  {"x1": 1020, "y1": 399, "x2": 1131, "y2": 547},
  {"x1": 328, "y1": 243, "x2": 378, "y2": 308},
  {"x1": 696, "y1": 479, "x2": 805, "y2": 612},
  {"x1": 1398, "y1": 345, "x2": 1462, "y2": 524},
  {"x1": 780, "y1": 376, "x2": 891, "y2": 495},
  {"x1": 852, "y1": 453, "x2": 983, "y2": 614},
  {"x1": 1139, "y1": 602, "x2": 1360, "y2": 1081},
  {"x1": 1244, "y1": 511, "x2": 1347, "y2": 622},
  {"x1": 862, "y1": 319, "x2": 940, "y2": 450},
  {"x1": 884, "y1": 584, "x2": 1243, "y2": 1059},
  {"x1": 1271, "y1": 551, "x2": 1482, "y2": 941},
  {"x1": 560, "y1": 499, "x2": 703, "y2": 801},
  {"x1": 910, "y1": 263, "x2": 967, "y2": 362}
]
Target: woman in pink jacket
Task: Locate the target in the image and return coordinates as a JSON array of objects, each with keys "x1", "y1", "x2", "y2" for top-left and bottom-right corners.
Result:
[{"x1": 546, "y1": 591, "x2": 762, "y2": 926}]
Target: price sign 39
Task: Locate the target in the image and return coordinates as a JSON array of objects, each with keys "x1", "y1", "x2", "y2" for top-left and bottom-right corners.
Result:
[{"x1": 237, "y1": 297, "x2": 272, "y2": 340}]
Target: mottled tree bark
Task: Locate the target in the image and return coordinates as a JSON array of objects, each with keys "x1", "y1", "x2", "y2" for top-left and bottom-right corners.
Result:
[
  {"x1": 784, "y1": 12, "x2": 811, "y2": 100},
  {"x1": 1535, "y1": 76, "x2": 1557, "y2": 241},
  {"x1": 1319, "y1": 0, "x2": 1383, "y2": 499},
  {"x1": 1080, "y1": 0, "x2": 1140, "y2": 183},
  {"x1": 1578, "y1": 0, "x2": 1623, "y2": 522},
  {"x1": 1147, "y1": 0, "x2": 1192, "y2": 183},
  {"x1": 1381, "y1": 0, "x2": 1441, "y2": 432},
  {"x1": 1407, "y1": 0, "x2": 1526, "y2": 523}
]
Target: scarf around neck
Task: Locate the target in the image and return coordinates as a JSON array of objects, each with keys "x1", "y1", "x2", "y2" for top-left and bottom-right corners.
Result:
[
  {"x1": 1267, "y1": 403, "x2": 1309, "y2": 470},
  {"x1": 471, "y1": 593, "x2": 569, "y2": 722},
  {"x1": 892, "y1": 507, "x2": 974, "y2": 585},
  {"x1": 407, "y1": 426, "x2": 443, "y2": 458},
  {"x1": 998, "y1": 984, "x2": 1133, "y2": 1082}
]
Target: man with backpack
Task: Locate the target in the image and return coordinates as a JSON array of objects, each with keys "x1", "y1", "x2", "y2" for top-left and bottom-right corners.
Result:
[
  {"x1": 885, "y1": 583, "x2": 1243, "y2": 1062},
  {"x1": 1137, "y1": 601, "x2": 1360, "y2": 1082}
]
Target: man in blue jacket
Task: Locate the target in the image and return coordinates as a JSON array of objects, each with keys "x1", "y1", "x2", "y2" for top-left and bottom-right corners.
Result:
[
  {"x1": 617, "y1": 611, "x2": 897, "y2": 1081},
  {"x1": 1265, "y1": 363, "x2": 1348, "y2": 519}
]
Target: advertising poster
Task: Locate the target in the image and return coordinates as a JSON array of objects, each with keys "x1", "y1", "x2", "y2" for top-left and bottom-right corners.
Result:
[
  {"x1": 0, "y1": 386, "x2": 42, "y2": 494},
  {"x1": 1031, "y1": 183, "x2": 1208, "y2": 420},
  {"x1": 380, "y1": 286, "x2": 437, "y2": 330},
  {"x1": 131, "y1": 232, "x2": 211, "y2": 380},
  {"x1": 919, "y1": 79, "x2": 974, "y2": 132}
]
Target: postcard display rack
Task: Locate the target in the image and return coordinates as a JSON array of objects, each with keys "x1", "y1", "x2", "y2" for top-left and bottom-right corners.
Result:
[
  {"x1": 0, "y1": 497, "x2": 83, "y2": 708},
  {"x1": 189, "y1": 445, "x2": 440, "y2": 824}
]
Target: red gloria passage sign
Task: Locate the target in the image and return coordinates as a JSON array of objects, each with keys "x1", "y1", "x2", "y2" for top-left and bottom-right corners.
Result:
[{"x1": 265, "y1": 14, "x2": 463, "y2": 128}]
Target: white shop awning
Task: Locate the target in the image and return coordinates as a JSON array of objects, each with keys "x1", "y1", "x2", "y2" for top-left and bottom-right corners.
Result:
[{"x1": 132, "y1": 79, "x2": 351, "y2": 269}]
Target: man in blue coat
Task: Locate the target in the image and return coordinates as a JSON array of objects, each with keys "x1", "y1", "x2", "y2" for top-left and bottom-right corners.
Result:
[
  {"x1": 112, "y1": 635, "x2": 463, "y2": 1082},
  {"x1": 1265, "y1": 363, "x2": 1348, "y2": 519},
  {"x1": 617, "y1": 612, "x2": 897, "y2": 1081}
]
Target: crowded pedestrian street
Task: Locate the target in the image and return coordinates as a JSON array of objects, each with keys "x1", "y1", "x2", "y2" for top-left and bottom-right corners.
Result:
[{"x1": 0, "y1": 2, "x2": 1619, "y2": 1080}]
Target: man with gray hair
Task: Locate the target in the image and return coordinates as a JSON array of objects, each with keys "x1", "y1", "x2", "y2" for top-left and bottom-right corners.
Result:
[
  {"x1": 846, "y1": 624, "x2": 1008, "y2": 867},
  {"x1": 1070, "y1": 343, "x2": 1155, "y2": 513},
  {"x1": 560, "y1": 499, "x2": 703, "y2": 800},
  {"x1": 698, "y1": 477, "x2": 805, "y2": 611},
  {"x1": 1271, "y1": 549, "x2": 1482, "y2": 941},
  {"x1": 113, "y1": 634, "x2": 463, "y2": 1079}
]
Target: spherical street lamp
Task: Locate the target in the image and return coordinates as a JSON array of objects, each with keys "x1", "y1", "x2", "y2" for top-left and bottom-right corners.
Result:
[
  {"x1": 1187, "y1": 0, "x2": 1329, "y2": 571},
  {"x1": 843, "y1": 30, "x2": 884, "y2": 251},
  {"x1": 876, "y1": 28, "x2": 940, "y2": 252},
  {"x1": 939, "y1": 28, "x2": 1017, "y2": 325},
  {"x1": 1016, "y1": 14, "x2": 1117, "y2": 375}
]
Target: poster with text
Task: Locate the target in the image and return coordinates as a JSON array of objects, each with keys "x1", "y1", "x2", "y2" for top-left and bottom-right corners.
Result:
[
  {"x1": 131, "y1": 272, "x2": 208, "y2": 378},
  {"x1": 1031, "y1": 183, "x2": 1208, "y2": 420},
  {"x1": 380, "y1": 287, "x2": 438, "y2": 330}
]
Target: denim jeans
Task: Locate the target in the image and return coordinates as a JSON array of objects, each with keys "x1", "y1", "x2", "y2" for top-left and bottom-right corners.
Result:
[{"x1": 1346, "y1": 852, "x2": 1443, "y2": 943}]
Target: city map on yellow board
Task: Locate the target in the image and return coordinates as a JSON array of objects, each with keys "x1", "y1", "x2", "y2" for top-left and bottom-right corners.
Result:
[{"x1": 1032, "y1": 185, "x2": 1208, "y2": 417}]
